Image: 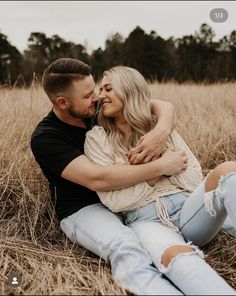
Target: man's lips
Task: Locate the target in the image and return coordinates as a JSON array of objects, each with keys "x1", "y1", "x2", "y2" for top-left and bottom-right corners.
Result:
[{"x1": 89, "y1": 104, "x2": 96, "y2": 109}]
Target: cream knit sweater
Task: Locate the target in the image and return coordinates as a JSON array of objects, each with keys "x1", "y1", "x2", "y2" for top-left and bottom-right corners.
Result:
[{"x1": 84, "y1": 126, "x2": 203, "y2": 231}]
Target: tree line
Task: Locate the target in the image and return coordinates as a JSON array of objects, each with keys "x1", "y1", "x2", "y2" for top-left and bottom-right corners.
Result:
[{"x1": 1, "y1": 23, "x2": 236, "y2": 86}]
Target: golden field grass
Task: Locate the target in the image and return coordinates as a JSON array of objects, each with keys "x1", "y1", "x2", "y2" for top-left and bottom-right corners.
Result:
[{"x1": 0, "y1": 82, "x2": 236, "y2": 295}]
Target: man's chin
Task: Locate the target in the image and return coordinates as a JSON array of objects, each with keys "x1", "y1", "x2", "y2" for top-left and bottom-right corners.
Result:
[
  {"x1": 82, "y1": 113, "x2": 94, "y2": 120},
  {"x1": 88, "y1": 108, "x2": 96, "y2": 117}
]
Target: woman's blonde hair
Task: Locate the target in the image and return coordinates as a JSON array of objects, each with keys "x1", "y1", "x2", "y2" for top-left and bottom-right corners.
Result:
[{"x1": 98, "y1": 66, "x2": 157, "y2": 156}]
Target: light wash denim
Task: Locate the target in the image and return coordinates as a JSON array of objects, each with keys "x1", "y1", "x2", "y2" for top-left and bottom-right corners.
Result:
[
  {"x1": 124, "y1": 172, "x2": 236, "y2": 295},
  {"x1": 222, "y1": 215, "x2": 236, "y2": 236},
  {"x1": 60, "y1": 202, "x2": 183, "y2": 295}
]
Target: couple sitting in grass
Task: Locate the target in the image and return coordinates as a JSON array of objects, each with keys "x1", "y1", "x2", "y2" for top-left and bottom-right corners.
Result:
[{"x1": 31, "y1": 58, "x2": 236, "y2": 295}]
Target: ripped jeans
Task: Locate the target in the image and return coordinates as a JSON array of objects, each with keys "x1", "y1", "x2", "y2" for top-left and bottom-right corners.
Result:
[{"x1": 124, "y1": 172, "x2": 236, "y2": 295}]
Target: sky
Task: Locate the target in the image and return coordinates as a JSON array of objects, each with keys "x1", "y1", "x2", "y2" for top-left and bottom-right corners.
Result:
[{"x1": 0, "y1": 1, "x2": 236, "y2": 54}]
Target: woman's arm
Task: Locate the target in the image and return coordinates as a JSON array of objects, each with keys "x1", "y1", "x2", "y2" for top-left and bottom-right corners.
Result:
[
  {"x1": 127, "y1": 100, "x2": 176, "y2": 164},
  {"x1": 81, "y1": 126, "x2": 187, "y2": 210},
  {"x1": 83, "y1": 126, "x2": 156, "y2": 211}
]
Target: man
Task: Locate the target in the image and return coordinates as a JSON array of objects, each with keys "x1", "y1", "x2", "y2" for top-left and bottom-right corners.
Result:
[{"x1": 31, "y1": 58, "x2": 187, "y2": 295}]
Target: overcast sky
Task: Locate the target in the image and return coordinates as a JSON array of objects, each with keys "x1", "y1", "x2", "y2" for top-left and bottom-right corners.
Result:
[{"x1": 1, "y1": 1, "x2": 236, "y2": 53}]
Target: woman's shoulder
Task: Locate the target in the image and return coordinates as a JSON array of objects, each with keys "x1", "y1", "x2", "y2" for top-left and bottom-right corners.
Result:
[
  {"x1": 86, "y1": 125, "x2": 109, "y2": 146},
  {"x1": 85, "y1": 125, "x2": 115, "y2": 160},
  {"x1": 87, "y1": 125, "x2": 107, "y2": 138}
]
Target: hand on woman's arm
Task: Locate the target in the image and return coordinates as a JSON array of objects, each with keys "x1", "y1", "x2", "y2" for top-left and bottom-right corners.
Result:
[
  {"x1": 146, "y1": 148, "x2": 188, "y2": 186},
  {"x1": 78, "y1": 126, "x2": 187, "y2": 191},
  {"x1": 126, "y1": 100, "x2": 176, "y2": 164}
]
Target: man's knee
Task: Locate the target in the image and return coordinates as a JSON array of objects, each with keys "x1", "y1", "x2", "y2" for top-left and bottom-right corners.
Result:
[
  {"x1": 205, "y1": 161, "x2": 236, "y2": 192},
  {"x1": 161, "y1": 245, "x2": 194, "y2": 267}
]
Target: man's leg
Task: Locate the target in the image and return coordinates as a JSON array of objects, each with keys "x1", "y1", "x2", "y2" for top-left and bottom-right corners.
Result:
[{"x1": 60, "y1": 203, "x2": 182, "y2": 295}]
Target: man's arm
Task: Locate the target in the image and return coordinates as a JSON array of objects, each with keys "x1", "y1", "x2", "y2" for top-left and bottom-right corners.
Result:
[
  {"x1": 61, "y1": 150, "x2": 187, "y2": 192},
  {"x1": 151, "y1": 99, "x2": 177, "y2": 132},
  {"x1": 127, "y1": 99, "x2": 176, "y2": 164}
]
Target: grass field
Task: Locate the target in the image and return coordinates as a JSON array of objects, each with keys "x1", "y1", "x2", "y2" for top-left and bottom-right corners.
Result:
[{"x1": 0, "y1": 82, "x2": 236, "y2": 294}]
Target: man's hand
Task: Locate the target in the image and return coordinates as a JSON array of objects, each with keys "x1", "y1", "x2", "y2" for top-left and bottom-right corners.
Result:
[
  {"x1": 160, "y1": 149, "x2": 188, "y2": 176},
  {"x1": 126, "y1": 127, "x2": 169, "y2": 164}
]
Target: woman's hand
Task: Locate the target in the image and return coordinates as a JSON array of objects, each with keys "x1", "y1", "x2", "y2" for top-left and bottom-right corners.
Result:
[
  {"x1": 126, "y1": 127, "x2": 169, "y2": 164},
  {"x1": 160, "y1": 149, "x2": 188, "y2": 176}
]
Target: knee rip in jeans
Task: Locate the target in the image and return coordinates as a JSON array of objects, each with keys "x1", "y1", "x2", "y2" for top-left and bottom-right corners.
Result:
[
  {"x1": 158, "y1": 242, "x2": 204, "y2": 273},
  {"x1": 204, "y1": 172, "x2": 236, "y2": 216}
]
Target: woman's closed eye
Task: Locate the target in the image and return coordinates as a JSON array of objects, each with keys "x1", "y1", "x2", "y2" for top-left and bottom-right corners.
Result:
[{"x1": 99, "y1": 87, "x2": 112, "y2": 95}]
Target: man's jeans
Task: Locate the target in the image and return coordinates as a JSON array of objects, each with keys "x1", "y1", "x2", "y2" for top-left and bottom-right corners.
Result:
[
  {"x1": 124, "y1": 172, "x2": 236, "y2": 295},
  {"x1": 60, "y1": 203, "x2": 183, "y2": 295}
]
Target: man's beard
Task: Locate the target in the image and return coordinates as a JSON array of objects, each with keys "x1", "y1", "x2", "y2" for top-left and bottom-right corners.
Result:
[{"x1": 68, "y1": 104, "x2": 93, "y2": 119}]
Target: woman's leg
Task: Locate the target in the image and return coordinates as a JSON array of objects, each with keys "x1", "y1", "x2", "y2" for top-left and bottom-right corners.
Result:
[
  {"x1": 179, "y1": 161, "x2": 236, "y2": 246},
  {"x1": 222, "y1": 215, "x2": 236, "y2": 236},
  {"x1": 60, "y1": 203, "x2": 183, "y2": 295},
  {"x1": 129, "y1": 201, "x2": 235, "y2": 295}
]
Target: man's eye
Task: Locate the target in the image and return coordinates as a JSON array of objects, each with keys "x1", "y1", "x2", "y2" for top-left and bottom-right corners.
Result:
[{"x1": 84, "y1": 94, "x2": 92, "y2": 99}]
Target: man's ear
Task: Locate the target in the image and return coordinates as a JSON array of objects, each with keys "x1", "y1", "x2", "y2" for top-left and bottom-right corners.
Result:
[{"x1": 55, "y1": 96, "x2": 69, "y2": 110}]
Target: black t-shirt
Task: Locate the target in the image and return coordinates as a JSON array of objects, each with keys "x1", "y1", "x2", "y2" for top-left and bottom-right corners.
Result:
[{"x1": 31, "y1": 110, "x2": 100, "y2": 221}]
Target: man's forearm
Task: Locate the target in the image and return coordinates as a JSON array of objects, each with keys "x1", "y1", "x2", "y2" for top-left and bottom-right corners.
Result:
[
  {"x1": 62, "y1": 149, "x2": 186, "y2": 191},
  {"x1": 91, "y1": 158, "x2": 166, "y2": 191},
  {"x1": 151, "y1": 100, "x2": 176, "y2": 132},
  {"x1": 62, "y1": 155, "x2": 166, "y2": 192}
]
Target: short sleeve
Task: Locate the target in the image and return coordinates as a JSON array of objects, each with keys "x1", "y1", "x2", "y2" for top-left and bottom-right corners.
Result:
[
  {"x1": 84, "y1": 126, "x2": 115, "y2": 165},
  {"x1": 31, "y1": 133, "x2": 82, "y2": 177}
]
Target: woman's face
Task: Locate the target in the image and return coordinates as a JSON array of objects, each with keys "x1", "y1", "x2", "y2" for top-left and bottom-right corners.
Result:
[{"x1": 99, "y1": 75, "x2": 124, "y2": 118}]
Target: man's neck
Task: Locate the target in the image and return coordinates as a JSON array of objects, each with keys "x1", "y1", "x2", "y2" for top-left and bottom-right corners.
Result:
[{"x1": 53, "y1": 108, "x2": 86, "y2": 128}]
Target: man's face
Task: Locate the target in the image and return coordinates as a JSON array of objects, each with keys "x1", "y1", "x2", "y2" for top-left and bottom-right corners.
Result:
[{"x1": 66, "y1": 75, "x2": 97, "y2": 119}]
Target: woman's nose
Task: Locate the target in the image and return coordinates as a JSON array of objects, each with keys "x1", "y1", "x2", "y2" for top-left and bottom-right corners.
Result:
[{"x1": 98, "y1": 92, "x2": 105, "y2": 100}]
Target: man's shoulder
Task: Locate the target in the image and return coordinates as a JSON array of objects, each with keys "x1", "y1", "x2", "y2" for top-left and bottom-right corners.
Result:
[
  {"x1": 31, "y1": 111, "x2": 60, "y2": 140},
  {"x1": 31, "y1": 111, "x2": 63, "y2": 150}
]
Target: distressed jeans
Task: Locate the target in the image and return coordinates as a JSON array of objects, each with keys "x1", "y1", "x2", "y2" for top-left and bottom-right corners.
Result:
[
  {"x1": 124, "y1": 172, "x2": 236, "y2": 295},
  {"x1": 60, "y1": 202, "x2": 183, "y2": 295}
]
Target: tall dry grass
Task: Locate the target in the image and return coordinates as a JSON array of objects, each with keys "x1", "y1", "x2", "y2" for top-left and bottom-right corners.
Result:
[{"x1": 0, "y1": 82, "x2": 236, "y2": 295}]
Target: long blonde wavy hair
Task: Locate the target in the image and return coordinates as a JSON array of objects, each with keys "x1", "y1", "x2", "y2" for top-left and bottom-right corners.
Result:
[{"x1": 98, "y1": 66, "x2": 157, "y2": 156}]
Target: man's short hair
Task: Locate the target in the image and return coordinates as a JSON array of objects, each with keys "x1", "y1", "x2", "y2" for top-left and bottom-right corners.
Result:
[{"x1": 42, "y1": 58, "x2": 92, "y2": 101}]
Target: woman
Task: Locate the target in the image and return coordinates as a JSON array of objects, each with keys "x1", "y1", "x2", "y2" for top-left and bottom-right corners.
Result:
[{"x1": 84, "y1": 66, "x2": 236, "y2": 295}]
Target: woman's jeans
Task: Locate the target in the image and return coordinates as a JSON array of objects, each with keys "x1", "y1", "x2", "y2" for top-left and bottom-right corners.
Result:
[{"x1": 124, "y1": 172, "x2": 236, "y2": 295}]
